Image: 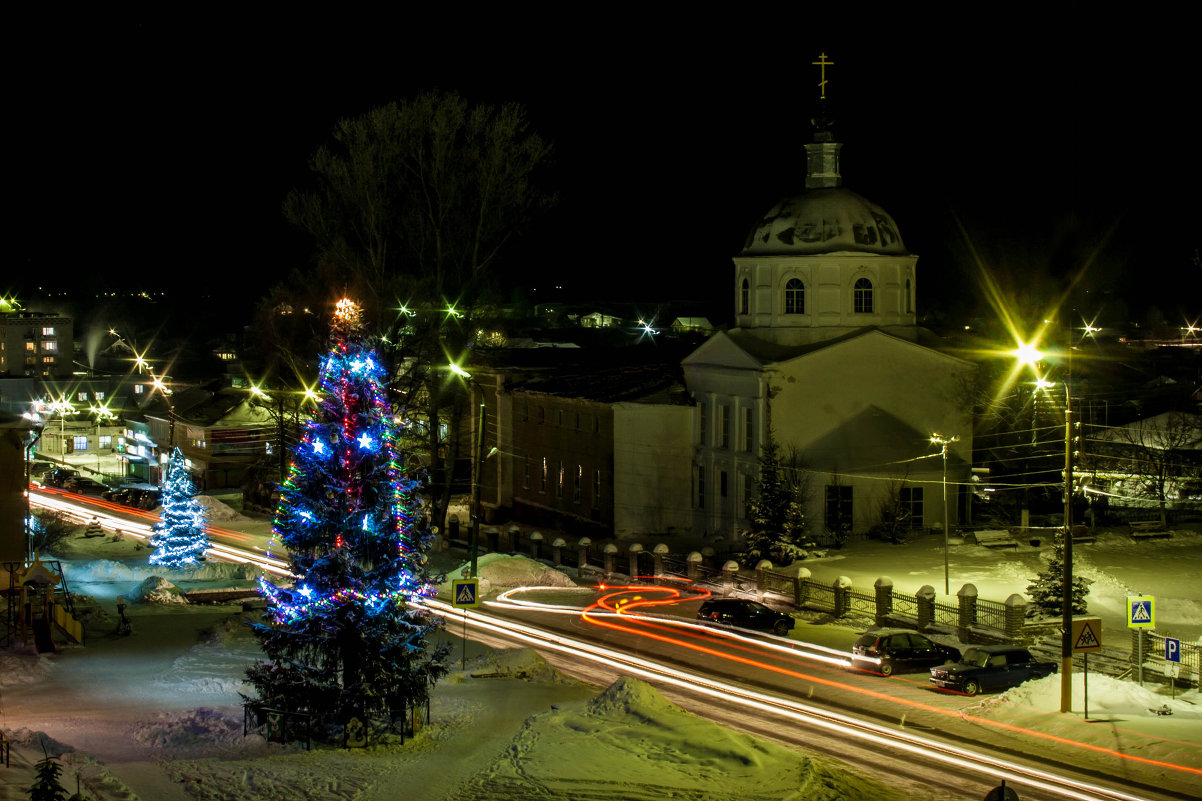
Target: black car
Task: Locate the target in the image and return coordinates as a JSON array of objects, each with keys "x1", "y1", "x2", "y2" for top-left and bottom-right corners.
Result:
[
  {"x1": 41, "y1": 468, "x2": 80, "y2": 488},
  {"x1": 929, "y1": 645, "x2": 1058, "y2": 696},
  {"x1": 697, "y1": 599, "x2": 795, "y2": 636},
  {"x1": 63, "y1": 477, "x2": 109, "y2": 495},
  {"x1": 850, "y1": 629, "x2": 961, "y2": 676}
]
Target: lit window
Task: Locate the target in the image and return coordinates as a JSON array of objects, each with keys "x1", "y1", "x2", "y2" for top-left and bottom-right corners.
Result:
[
  {"x1": 43, "y1": 341, "x2": 58, "y2": 352},
  {"x1": 854, "y1": 278, "x2": 873, "y2": 313},
  {"x1": 78, "y1": 392, "x2": 88, "y2": 402},
  {"x1": 541, "y1": 457, "x2": 548, "y2": 492},
  {"x1": 42, "y1": 327, "x2": 55, "y2": 336},
  {"x1": 42, "y1": 356, "x2": 55, "y2": 364},
  {"x1": 135, "y1": 384, "x2": 145, "y2": 394},
  {"x1": 25, "y1": 341, "x2": 35, "y2": 352},
  {"x1": 784, "y1": 278, "x2": 805, "y2": 314},
  {"x1": 96, "y1": 391, "x2": 105, "y2": 400},
  {"x1": 99, "y1": 435, "x2": 112, "y2": 449},
  {"x1": 73, "y1": 436, "x2": 89, "y2": 451},
  {"x1": 557, "y1": 461, "x2": 565, "y2": 498}
]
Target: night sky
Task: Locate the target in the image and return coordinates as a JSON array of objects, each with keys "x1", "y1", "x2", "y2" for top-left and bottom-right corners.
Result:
[{"x1": 10, "y1": 11, "x2": 1200, "y2": 333}]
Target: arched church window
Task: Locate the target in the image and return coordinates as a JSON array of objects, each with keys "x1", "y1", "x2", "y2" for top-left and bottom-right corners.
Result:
[
  {"x1": 854, "y1": 277, "x2": 873, "y2": 314},
  {"x1": 740, "y1": 278, "x2": 749, "y2": 315},
  {"x1": 784, "y1": 278, "x2": 805, "y2": 315}
]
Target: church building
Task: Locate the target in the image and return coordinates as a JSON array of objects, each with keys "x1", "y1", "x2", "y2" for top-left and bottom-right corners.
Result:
[{"x1": 682, "y1": 83, "x2": 974, "y2": 543}]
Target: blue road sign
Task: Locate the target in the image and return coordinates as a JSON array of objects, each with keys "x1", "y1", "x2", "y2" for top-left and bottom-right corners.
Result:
[
  {"x1": 452, "y1": 578, "x2": 480, "y2": 608},
  {"x1": 1165, "y1": 637, "x2": 1181, "y2": 663},
  {"x1": 1126, "y1": 596, "x2": 1155, "y2": 628}
]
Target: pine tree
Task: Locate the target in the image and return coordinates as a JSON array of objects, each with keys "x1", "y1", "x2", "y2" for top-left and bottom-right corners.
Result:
[
  {"x1": 740, "y1": 436, "x2": 807, "y2": 566},
  {"x1": 1026, "y1": 531, "x2": 1090, "y2": 618},
  {"x1": 246, "y1": 298, "x2": 449, "y2": 737},
  {"x1": 28, "y1": 749, "x2": 68, "y2": 801},
  {"x1": 148, "y1": 447, "x2": 208, "y2": 568}
]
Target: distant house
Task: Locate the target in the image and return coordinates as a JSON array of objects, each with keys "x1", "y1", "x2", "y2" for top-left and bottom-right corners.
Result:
[
  {"x1": 0, "y1": 311, "x2": 74, "y2": 379},
  {"x1": 580, "y1": 312, "x2": 623, "y2": 329},
  {"x1": 670, "y1": 317, "x2": 715, "y2": 335}
]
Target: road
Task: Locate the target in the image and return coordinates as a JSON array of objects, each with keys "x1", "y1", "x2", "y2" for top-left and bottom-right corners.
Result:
[
  {"x1": 31, "y1": 489, "x2": 1200, "y2": 800},
  {"x1": 433, "y1": 585, "x2": 1200, "y2": 801}
]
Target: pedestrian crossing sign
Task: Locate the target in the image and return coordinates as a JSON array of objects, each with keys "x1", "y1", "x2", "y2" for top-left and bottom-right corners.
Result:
[
  {"x1": 1071, "y1": 617, "x2": 1102, "y2": 653},
  {"x1": 452, "y1": 578, "x2": 480, "y2": 608},
  {"x1": 1126, "y1": 596, "x2": 1155, "y2": 628}
]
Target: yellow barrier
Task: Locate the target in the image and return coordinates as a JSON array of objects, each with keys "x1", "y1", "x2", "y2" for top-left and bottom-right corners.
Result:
[{"x1": 52, "y1": 603, "x2": 83, "y2": 644}]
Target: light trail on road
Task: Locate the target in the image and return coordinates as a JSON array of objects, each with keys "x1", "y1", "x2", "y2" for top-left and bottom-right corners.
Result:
[
  {"x1": 29, "y1": 488, "x2": 291, "y2": 576},
  {"x1": 427, "y1": 594, "x2": 1168, "y2": 801}
]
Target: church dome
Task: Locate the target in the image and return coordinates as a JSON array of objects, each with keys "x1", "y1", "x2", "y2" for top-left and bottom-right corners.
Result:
[{"x1": 741, "y1": 187, "x2": 907, "y2": 256}]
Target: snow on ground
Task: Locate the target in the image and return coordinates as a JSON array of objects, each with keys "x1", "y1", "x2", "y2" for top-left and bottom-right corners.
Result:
[{"x1": 2, "y1": 524, "x2": 1200, "y2": 799}]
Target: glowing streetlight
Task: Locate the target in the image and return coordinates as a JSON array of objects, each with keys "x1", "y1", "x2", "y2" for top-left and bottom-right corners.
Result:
[{"x1": 449, "y1": 362, "x2": 490, "y2": 580}]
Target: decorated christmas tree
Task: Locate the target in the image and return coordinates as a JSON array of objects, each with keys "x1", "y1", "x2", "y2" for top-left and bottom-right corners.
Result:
[
  {"x1": 245, "y1": 298, "x2": 448, "y2": 737},
  {"x1": 148, "y1": 447, "x2": 208, "y2": 568}
]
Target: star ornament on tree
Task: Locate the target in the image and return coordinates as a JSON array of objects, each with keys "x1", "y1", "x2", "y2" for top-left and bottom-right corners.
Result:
[{"x1": 358, "y1": 432, "x2": 373, "y2": 450}]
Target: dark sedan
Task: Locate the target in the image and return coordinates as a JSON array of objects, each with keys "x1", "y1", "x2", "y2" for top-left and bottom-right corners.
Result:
[
  {"x1": 697, "y1": 599, "x2": 795, "y2": 637},
  {"x1": 850, "y1": 629, "x2": 961, "y2": 676},
  {"x1": 929, "y1": 645, "x2": 1057, "y2": 696}
]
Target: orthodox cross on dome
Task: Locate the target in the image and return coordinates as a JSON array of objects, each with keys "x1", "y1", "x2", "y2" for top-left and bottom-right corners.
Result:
[{"x1": 812, "y1": 52, "x2": 834, "y2": 100}]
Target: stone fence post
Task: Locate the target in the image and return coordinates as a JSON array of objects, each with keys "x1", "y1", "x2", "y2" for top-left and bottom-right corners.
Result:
[
  {"x1": 957, "y1": 583, "x2": 978, "y2": 641},
  {"x1": 721, "y1": 560, "x2": 739, "y2": 594},
  {"x1": 1003, "y1": 594, "x2": 1027, "y2": 640},
  {"x1": 755, "y1": 560, "x2": 773, "y2": 600},
  {"x1": 874, "y1": 577, "x2": 894, "y2": 627},
  {"x1": 506, "y1": 525, "x2": 521, "y2": 554},
  {"x1": 686, "y1": 552, "x2": 703, "y2": 581},
  {"x1": 485, "y1": 526, "x2": 499, "y2": 554},
  {"x1": 603, "y1": 543, "x2": 618, "y2": 575},
  {"x1": 916, "y1": 585, "x2": 936, "y2": 630},
  {"x1": 551, "y1": 538, "x2": 566, "y2": 566},
  {"x1": 628, "y1": 543, "x2": 643, "y2": 579},
  {"x1": 833, "y1": 576, "x2": 852, "y2": 618},
  {"x1": 796, "y1": 567, "x2": 811, "y2": 607},
  {"x1": 577, "y1": 537, "x2": 592, "y2": 571},
  {"x1": 653, "y1": 543, "x2": 669, "y2": 577},
  {"x1": 529, "y1": 531, "x2": 543, "y2": 561}
]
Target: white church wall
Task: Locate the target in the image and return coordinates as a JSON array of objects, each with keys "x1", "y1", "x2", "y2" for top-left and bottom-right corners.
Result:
[{"x1": 612, "y1": 402, "x2": 695, "y2": 538}]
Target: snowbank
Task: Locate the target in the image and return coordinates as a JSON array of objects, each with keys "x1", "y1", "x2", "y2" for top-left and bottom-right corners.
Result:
[
  {"x1": 134, "y1": 575, "x2": 189, "y2": 604},
  {"x1": 442, "y1": 552, "x2": 578, "y2": 595}
]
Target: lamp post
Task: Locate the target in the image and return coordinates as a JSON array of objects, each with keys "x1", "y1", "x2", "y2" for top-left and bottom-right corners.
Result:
[
  {"x1": 930, "y1": 433, "x2": 959, "y2": 595},
  {"x1": 450, "y1": 363, "x2": 487, "y2": 579}
]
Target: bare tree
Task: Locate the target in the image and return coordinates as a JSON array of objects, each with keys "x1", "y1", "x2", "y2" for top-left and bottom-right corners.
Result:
[{"x1": 261, "y1": 92, "x2": 554, "y2": 534}]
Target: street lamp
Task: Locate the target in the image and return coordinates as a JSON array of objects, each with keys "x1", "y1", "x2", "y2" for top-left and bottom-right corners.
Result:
[
  {"x1": 1013, "y1": 335, "x2": 1074, "y2": 714},
  {"x1": 930, "y1": 433, "x2": 959, "y2": 595},
  {"x1": 449, "y1": 362, "x2": 491, "y2": 580}
]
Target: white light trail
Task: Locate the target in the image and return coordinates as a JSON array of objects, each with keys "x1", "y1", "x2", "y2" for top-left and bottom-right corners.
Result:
[{"x1": 425, "y1": 597, "x2": 1162, "y2": 801}]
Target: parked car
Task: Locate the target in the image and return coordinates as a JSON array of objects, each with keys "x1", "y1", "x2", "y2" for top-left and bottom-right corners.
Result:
[
  {"x1": 929, "y1": 645, "x2": 1057, "y2": 696},
  {"x1": 697, "y1": 599, "x2": 795, "y2": 636},
  {"x1": 41, "y1": 468, "x2": 80, "y2": 488},
  {"x1": 850, "y1": 629, "x2": 961, "y2": 676},
  {"x1": 63, "y1": 477, "x2": 109, "y2": 495}
]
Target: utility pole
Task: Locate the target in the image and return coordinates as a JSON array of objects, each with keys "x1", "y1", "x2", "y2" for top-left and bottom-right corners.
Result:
[{"x1": 930, "y1": 433, "x2": 959, "y2": 595}]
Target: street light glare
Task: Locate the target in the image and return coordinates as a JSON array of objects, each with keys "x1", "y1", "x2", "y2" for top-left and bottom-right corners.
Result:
[
  {"x1": 1013, "y1": 342, "x2": 1043, "y2": 366},
  {"x1": 449, "y1": 362, "x2": 472, "y2": 380}
]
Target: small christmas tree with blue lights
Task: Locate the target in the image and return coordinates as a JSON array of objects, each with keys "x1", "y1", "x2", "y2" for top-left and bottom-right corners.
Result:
[
  {"x1": 245, "y1": 298, "x2": 448, "y2": 737},
  {"x1": 148, "y1": 447, "x2": 208, "y2": 568}
]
